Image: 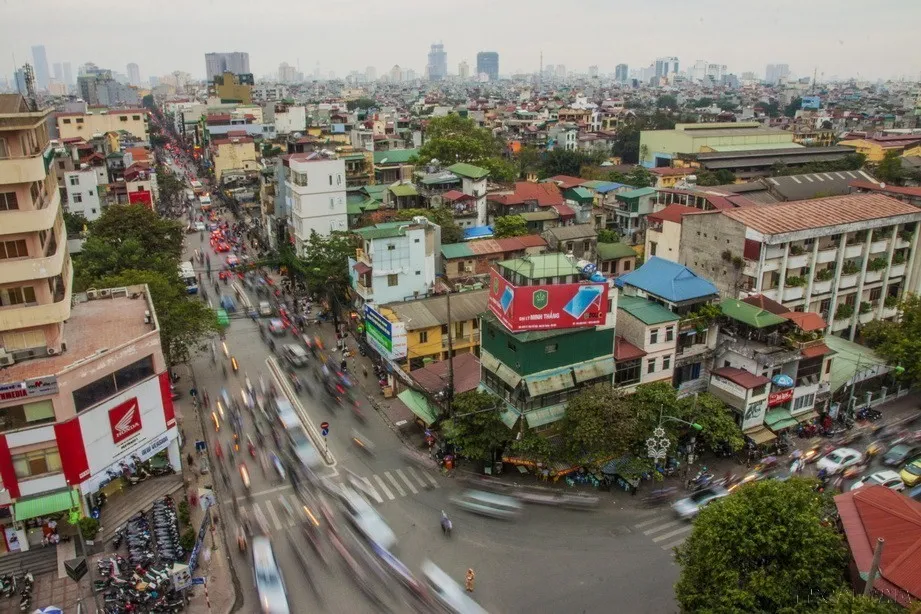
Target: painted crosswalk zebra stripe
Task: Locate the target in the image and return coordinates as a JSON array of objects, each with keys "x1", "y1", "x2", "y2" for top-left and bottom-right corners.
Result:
[
  {"x1": 358, "y1": 476, "x2": 383, "y2": 503},
  {"x1": 385, "y1": 471, "x2": 406, "y2": 497},
  {"x1": 264, "y1": 500, "x2": 283, "y2": 531},
  {"x1": 373, "y1": 475, "x2": 395, "y2": 500},
  {"x1": 643, "y1": 521, "x2": 681, "y2": 536},
  {"x1": 423, "y1": 472, "x2": 439, "y2": 488},
  {"x1": 652, "y1": 526, "x2": 693, "y2": 543},
  {"x1": 287, "y1": 494, "x2": 304, "y2": 520},
  {"x1": 396, "y1": 469, "x2": 418, "y2": 494},
  {"x1": 634, "y1": 517, "x2": 665, "y2": 529},
  {"x1": 659, "y1": 537, "x2": 688, "y2": 552},
  {"x1": 407, "y1": 467, "x2": 427, "y2": 488}
]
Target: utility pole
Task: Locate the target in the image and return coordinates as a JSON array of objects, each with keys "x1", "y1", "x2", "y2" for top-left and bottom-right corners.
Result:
[
  {"x1": 445, "y1": 289, "x2": 455, "y2": 418},
  {"x1": 863, "y1": 537, "x2": 884, "y2": 596}
]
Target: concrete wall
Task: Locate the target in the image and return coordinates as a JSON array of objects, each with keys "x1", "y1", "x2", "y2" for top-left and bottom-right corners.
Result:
[
  {"x1": 678, "y1": 213, "x2": 747, "y2": 298},
  {"x1": 645, "y1": 219, "x2": 682, "y2": 261}
]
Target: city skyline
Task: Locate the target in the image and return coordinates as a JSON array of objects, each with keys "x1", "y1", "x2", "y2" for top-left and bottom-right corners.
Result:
[{"x1": 3, "y1": 0, "x2": 921, "y2": 82}]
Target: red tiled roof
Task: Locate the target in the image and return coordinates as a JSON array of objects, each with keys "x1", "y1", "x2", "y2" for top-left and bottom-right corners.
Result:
[
  {"x1": 552, "y1": 204, "x2": 576, "y2": 219},
  {"x1": 126, "y1": 147, "x2": 149, "y2": 161},
  {"x1": 649, "y1": 167, "x2": 696, "y2": 176},
  {"x1": 710, "y1": 367, "x2": 771, "y2": 389},
  {"x1": 850, "y1": 180, "x2": 921, "y2": 198},
  {"x1": 352, "y1": 261, "x2": 371, "y2": 275},
  {"x1": 647, "y1": 204, "x2": 700, "y2": 224},
  {"x1": 226, "y1": 129, "x2": 248, "y2": 137},
  {"x1": 801, "y1": 342, "x2": 831, "y2": 359},
  {"x1": 723, "y1": 194, "x2": 920, "y2": 236},
  {"x1": 547, "y1": 175, "x2": 584, "y2": 189},
  {"x1": 206, "y1": 113, "x2": 232, "y2": 123},
  {"x1": 742, "y1": 294, "x2": 790, "y2": 315},
  {"x1": 61, "y1": 137, "x2": 85, "y2": 144},
  {"x1": 783, "y1": 311, "x2": 828, "y2": 332},
  {"x1": 513, "y1": 181, "x2": 564, "y2": 207},
  {"x1": 410, "y1": 353, "x2": 481, "y2": 396},
  {"x1": 515, "y1": 234, "x2": 548, "y2": 248},
  {"x1": 614, "y1": 337, "x2": 646, "y2": 361},
  {"x1": 835, "y1": 485, "x2": 921, "y2": 606},
  {"x1": 442, "y1": 190, "x2": 473, "y2": 202}
]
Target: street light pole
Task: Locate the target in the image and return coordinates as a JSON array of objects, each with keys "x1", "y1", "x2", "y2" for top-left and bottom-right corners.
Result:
[{"x1": 445, "y1": 289, "x2": 455, "y2": 419}]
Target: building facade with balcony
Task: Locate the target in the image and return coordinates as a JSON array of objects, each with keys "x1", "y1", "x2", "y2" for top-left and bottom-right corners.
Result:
[
  {"x1": 615, "y1": 296, "x2": 679, "y2": 392},
  {"x1": 55, "y1": 108, "x2": 149, "y2": 142},
  {"x1": 283, "y1": 152, "x2": 347, "y2": 250},
  {"x1": 446, "y1": 163, "x2": 489, "y2": 227},
  {"x1": 677, "y1": 194, "x2": 921, "y2": 341},
  {"x1": 64, "y1": 167, "x2": 102, "y2": 221},
  {"x1": 348, "y1": 217, "x2": 441, "y2": 308}
]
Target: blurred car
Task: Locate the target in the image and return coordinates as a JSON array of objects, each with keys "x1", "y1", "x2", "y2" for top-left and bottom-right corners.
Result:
[
  {"x1": 226, "y1": 255, "x2": 239, "y2": 268},
  {"x1": 251, "y1": 537, "x2": 290, "y2": 614},
  {"x1": 337, "y1": 486, "x2": 396, "y2": 549},
  {"x1": 672, "y1": 485, "x2": 729, "y2": 520},
  {"x1": 451, "y1": 489, "x2": 523, "y2": 520},
  {"x1": 900, "y1": 457, "x2": 921, "y2": 487},
  {"x1": 850, "y1": 470, "x2": 905, "y2": 492},
  {"x1": 282, "y1": 344, "x2": 308, "y2": 368},
  {"x1": 259, "y1": 301, "x2": 273, "y2": 317},
  {"x1": 420, "y1": 560, "x2": 489, "y2": 614},
  {"x1": 815, "y1": 447, "x2": 864, "y2": 474},
  {"x1": 883, "y1": 443, "x2": 921, "y2": 467},
  {"x1": 193, "y1": 221, "x2": 206, "y2": 232},
  {"x1": 268, "y1": 319, "x2": 286, "y2": 336}
]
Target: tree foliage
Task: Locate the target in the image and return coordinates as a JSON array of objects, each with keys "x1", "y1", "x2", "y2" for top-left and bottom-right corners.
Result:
[
  {"x1": 597, "y1": 228, "x2": 619, "y2": 244},
  {"x1": 156, "y1": 167, "x2": 185, "y2": 205},
  {"x1": 607, "y1": 166, "x2": 655, "y2": 188},
  {"x1": 862, "y1": 294, "x2": 921, "y2": 382},
  {"x1": 656, "y1": 94, "x2": 679, "y2": 110},
  {"x1": 441, "y1": 391, "x2": 510, "y2": 461},
  {"x1": 612, "y1": 113, "x2": 677, "y2": 164},
  {"x1": 560, "y1": 384, "x2": 639, "y2": 461},
  {"x1": 875, "y1": 150, "x2": 904, "y2": 185},
  {"x1": 394, "y1": 208, "x2": 463, "y2": 244},
  {"x1": 516, "y1": 146, "x2": 543, "y2": 174},
  {"x1": 675, "y1": 479, "x2": 847, "y2": 614},
  {"x1": 785, "y1": 97, "x2": 803, "y2": 118},
  {"x1": 416, "y1": 115, "x2": 508, "y2": 177},
  {"x1": 346, "y1": 97, "x2": 377, "y2": 111},
  {"x1": 538, "y1": 149, "x2": 603, "y2": 179},
  {"x1": 63, "y1": 211, "x2": 89, "y2": 235},
  {"x1": 695, "y1": 169, "x2": 737, "y2": 186},
  {"x1": 812, "y1": 588, "x2": 904, "y2": 614},
  {"x1": 492, "y1": 215, "x2": 529, "y2": 239},
  {"x1": 770, "y1": 153, "x2": 865, "y2": 177}
]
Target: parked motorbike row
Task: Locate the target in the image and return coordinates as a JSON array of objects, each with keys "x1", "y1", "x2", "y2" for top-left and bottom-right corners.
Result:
[
  {"x1": 0, "y1": 571, "x2": 34, "y2": 612},
  {"x1": 113, "y1": 496, "x2": 185, "y2": 569},
  {"x1": 95, "y1": 555, "x2": 184, "y2": 613}
]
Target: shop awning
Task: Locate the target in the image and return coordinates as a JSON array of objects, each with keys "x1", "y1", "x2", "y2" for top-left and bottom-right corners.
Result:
[
  {"x1": 572, "y1": 356, "x2": 615, "y2": 383},
  {"x1": 743, "y1": 426, "x2": 777, "y2": 445},
  {"x1": 498, "y1": 408, "x2": 519, "y2": 429},
  {"x1": 795, "y1": 410, "x2": 819, "y2": 423},
  {"x1": 524, "y1": 405, "x2": 567, "y2": 428},
  {"x1": 524, "y1": 369, "x2": 575, "y2": 397},
  {"x1": 764, "y1": 408, "x2": 798, "y2": 432},
  {"x1": 396, "y1": 389, "x2": 438, "y2": 425},
  {"x1": 481, "y1": 350, "x2": 522, "y2": 389},
  {"x1": 14, "y1": 488, "x2": 80, "y2": 522},
  {"x1": 353, "y1": 261, "x2": 371, "y2": 275}
]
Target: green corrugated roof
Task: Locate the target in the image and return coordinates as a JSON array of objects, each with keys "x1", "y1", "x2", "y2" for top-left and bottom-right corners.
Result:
[
  {"x1": 719, "y1": 299, "x2": 787, "y2": 329},
  {"x1": 14, "y1": 488, "x2": 80, "y2": 522},
  {"x1": 397, "y1": 389, "x2": 438, "y2": 425},
  {"x1": 618, "y1": 295, "x2": 680, "y2": 325},
  {"x1": 373, "y1": 149, "x2": 418, "y2": 164},
  {"x1": 581, "y1": 180, "x2": 617, "y2": 190},
  {"x1": 566, "y1": 187, "x2": 594, "y2": 200},
  {"x1": 353, "y1": 223, "x2": 411, "y2": 240},
  {"x1": 346, "y1": 201, "x2": 363, "y2": 215},
  {"x1": 389, "y1": 183, "x2": 418, "y2": 197},
  {"x1": 616, "y1": 187, "x2": 658, "y2": 200},
  {"x1": 497, "y1": 254, "x2": 580, "y2": 280},
  {"x1": 447, "y1": 162, "x2": 489, "y2": 180},
  {"x1": 442, "y1": 243, "x2": 474, "y2": 259},
  {"x1": 341, "y1": 152, "x2": 367, "y2": 161},
  {"x1": 824, "y1": 335, "x2": 886, "y2": 393},
  {"x1": 597, "y1": 242, "x2": 636, "y2": 260},
  {"x1": 420, "y1": 175, "x2": 461, "y2": 186},
  {"x1": 362, "y1": 184, "x2": 389, "y2": 196}
]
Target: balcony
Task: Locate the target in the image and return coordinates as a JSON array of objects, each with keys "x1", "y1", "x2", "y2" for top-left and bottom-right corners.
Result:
[
  {"x1": 870, "y1": 239, "x2": 889, "y2": 254},
  {"x1": 765, "y1": 245, "x2": 785, "y2": 260},
  {"x1": 811, "y1": 279, "x2": 832, "y2": 295},
  {"x1": 0, "y1": 191, "x2": 60, "y2": 234},
  {"x1": 831, "y1": 317, "x2": 851, "y2": 332},
  {"x1": 859, "y1": 311, "x2": 875, "y2": 325},
  {"x1": 761, "y1": 288, "x2": 779, "y2": 301},
  {"x1": 0, "y1": 153, "x2": 47, "y2": 184},
  {"x1": 882, "y1": 306, "x2": 898, "y2": 319},
  {"x1": 816, "y1": 247, "x2": 838, "y2": 264},
  {"x1": 785, "y1": 335, "x2": 827, "y2": 352},
  {"x1": 845, "y1": 244, "x2": 864, "y2": 259},
  {"x1": 839, "y1": 273, "x2": 858, "y2": 289},
  {"x1": 783, "y1": 285, "x2": 804, "y2": 301},
  {"x1": 889, "y1": 263, "x2": 906, "y2": 278},
  {"x1": 864, "y1": 269, "x2": 883, "y2": 283},
  {"x1": 786, "y1": 253, "x2": 808, "y2": 269},
  {"x1": 896, "y1": 236, "x2": 911, "y2": 250},
  {"x1": 0, "y1": 226, "x2": 67, "y2": 285},
  {"x1": 0, "y1": 277, "x2": 72, "y2": 333},
  {"x1": 355, "y1": 281, "x2": 373, "y2": 300},
  {"x1": 743, "y1": 259, "x2": 759, "y2": 277},
  {"x1": 761, "y1": 258, "x2": 781, "y2": 273}
]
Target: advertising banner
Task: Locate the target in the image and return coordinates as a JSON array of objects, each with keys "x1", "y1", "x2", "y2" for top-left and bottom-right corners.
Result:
[
  {"x1": 488, "y1": 268, "x2": 608, "y2": 332},
  {"x1": 109, "y1": 398, "x2": 143, "y2": 445},
  {"x1": 55, "y1": 419, "x2": 90, "y2": 483},
  {"x1": 768, "y1": 388, "x2": 794, "y2": 408},
  {"x1": 0, "y1": 377, "x2": 58, "y2": 402},
  {"x1": 364, "y1": 304, "x2": 407, "y2": 360}
]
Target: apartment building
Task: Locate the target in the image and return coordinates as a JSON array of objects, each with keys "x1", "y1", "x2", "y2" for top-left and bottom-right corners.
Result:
[
  {"x1": 56, "y1": 108, "x2": 149, "y2": 142},
  {"x1": 64, "y1": 167, "x2": 103, "y2": 221},
  {"x1": 211, "y1": 136, "x2": 258, "y2": 183},
  {"x1": 677, "y1": 194, "x2": 921, "y2": 341},
  {"x1": 283, "y1": 152, "x2": 347, "y2": 251}
]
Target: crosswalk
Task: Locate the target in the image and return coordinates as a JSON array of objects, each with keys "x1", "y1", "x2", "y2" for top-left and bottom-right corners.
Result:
[
  {"x1": 633, "y1": 512, "x2": 693, "y2": 553},
  {"x1": 346, "y1": 466, "x2": 440, "y2": 504}
]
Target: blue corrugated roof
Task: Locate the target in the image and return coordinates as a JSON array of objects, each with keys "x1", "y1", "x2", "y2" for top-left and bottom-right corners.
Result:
[
  {"x1": 616, "y1": 257, "x2": 719, "y2": 303},
  {"x1": 595, "y1": 182, "x2": 633, "y2": 194},
  {"x1": 463, "y1": 226, "x2": 494, "y2": 240}
]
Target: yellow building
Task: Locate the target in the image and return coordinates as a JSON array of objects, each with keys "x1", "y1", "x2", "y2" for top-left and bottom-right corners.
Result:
[
  {"x1": 211, "y1": 136, "x2": 258, "y2": 183},
  {"x1": 903, "y1": 144, "x2": 921, "y2": 158},
  {"x1": 639, "y1": 122, "x2": 797, "y2": 167},
  {"x1": 374, "y1": 290, "x2": 487, "y2": 371},
  {"x1": 56, "y1": 108, "x2": 149, "y2": 141},
  {"x1": 0, "y1": 94, "x2": 72, "y2": 353},
  {"x1": 213, "y1": 72, "x2": 253, "y2": 104},
  {"x1": 837, "y1": 136, "x2": 921, "y2": 162}
]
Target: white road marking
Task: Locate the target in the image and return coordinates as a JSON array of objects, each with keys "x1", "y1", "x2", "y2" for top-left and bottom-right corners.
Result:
[
  {"x1": 265, "y1": 499, "x2": 282, "y2": 531},
  {"x1": 424, "y1": 472, "x2": 439, "y2": 488},
  {"x1": 643, "y1": 521, "x2": 681, "y2": 536},
  {"x1": 237, "y1": 483, "x2": 293, "y2": 501},
  {"x1": 385, "y1": 472, "x2": 406, "y2": 497},
  {"x1": 634, "y1": 517, "x2": 665, "y2": 528},
  {"x1": 407, "y1": 467, "x2": 427, "y2": 488},
  {"x1": 660, "y1": 538, "x2": 688, "y2": 551},
  {"x1": 359, "y1": 476, "x2": 383, "y2": 503},
  {"x1": 287, "y1": 494, "x2": 304, "y2": 521},
  {"x1": 652, "y1": 526, "x2": 693, "y2": 543},
  {"x1": 396, "y1": 469, "x2": 418, "y2": 494},
  {"x1": 373, "y1": 475, "x2": 395, "y2": 500}
]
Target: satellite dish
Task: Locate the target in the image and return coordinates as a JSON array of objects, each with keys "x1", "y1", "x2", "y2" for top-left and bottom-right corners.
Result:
[
  {"x1": 292, "y1": 132, "x2": 302, "y2": 139},
  {"x1": 880, "y1": 183, "x2": 886, "y2": 189}
]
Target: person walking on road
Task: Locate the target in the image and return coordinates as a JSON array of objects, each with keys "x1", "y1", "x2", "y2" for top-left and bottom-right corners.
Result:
[{"x1": 465, "y1": 568, "x2": 475, "y2": 592}]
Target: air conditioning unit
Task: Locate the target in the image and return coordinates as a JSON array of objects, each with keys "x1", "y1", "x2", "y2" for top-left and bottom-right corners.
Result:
[
  {"x1": 0, "y1": 351, "x2": 14, "y2": 367},
  {"x1": 86, "y1": 289, "x2": 99, "y2": 300},
  {"x1": 47, "y1": 347, "x2": 57, "y2": 356},
  {"x1": 464, "y1": 265, "x2": 473, "y2": 273},
  {"x1": 99, "y1": 289, "x2": 111, "y2": 298}
]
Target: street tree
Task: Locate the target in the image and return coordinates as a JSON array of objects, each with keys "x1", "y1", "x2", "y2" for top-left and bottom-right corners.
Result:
[
  {"x1": 695, "y1": 169, "x2": 737, "y2": 186},
  {"x1": 156, "y1": 167, "x2": 185, "y2": 204},
  {"x1": 560, "y1": 384, "x2": 638, "y2": 461},
  {"x1": 625, "y1": 166, "x2": 655, "y2": 188},
  {"x1": 516, "y1": 146, "x2": 543, "y2": 176},
  {"x1": 862, "y1": 294, "x2": 921, "y2": 383},
  {"x1": 63, "y1": 211, "x2": 89, "y2": 235},
  {"x1": 96, "y1": 269, "x2": 219, "y2": 367},
  {"x1": 875, "y1": 150, "x2": 904, "y2": 185},
  {"x1": 440, "y1": 391, "x2": 511, "y2": 462},
  {"x1": 675, "y1": 479, "x2": 847, "y2": 614},
  {"x1": 394, "y1": 207, "x2": 464, "y2": 244},
  {"x1": 492, "y1": 215, "x2": 529, "y2": 239},
  {"x1": 784, "y1": 97, "x2": 803, "y2": 118},
  {"x1": 416, "y1": 115, "x2": 508, "y2": 177},
  {"x1": 678, "y1": 392, "x2": 745, "y2": 453},
  {"x1": 812, "y1": 588, "x2": 904, "y2": 614}
]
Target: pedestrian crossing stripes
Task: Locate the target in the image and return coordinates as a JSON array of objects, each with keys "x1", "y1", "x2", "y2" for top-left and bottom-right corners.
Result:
[
  {"x1": 351, "y1": 466, "x2": 438, "y2": 504},
  {"x1": 634, "y1": 514, "x2": 693, "y2": 552}
]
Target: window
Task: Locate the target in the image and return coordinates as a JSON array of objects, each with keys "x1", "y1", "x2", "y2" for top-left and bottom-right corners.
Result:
[
  {"x1": 752, "y1": 384, "x2": 767, "y2": 396},
  {"x1": 387, "y1": 244, "x2": 396, "y2": 251},
  {"x1": 545, "y1": 343, "x2": 558, "y2": 354},
  {"x1": 132, "y1": 115, "x2": 140, "y2": 120},
  {"x1": 472, "y1": 318, "x2": 479, "y2": 330},
  {"x1": 72, "y1": 193, "x2": 82, "y2": 203},
  {"x1": 665, "y1": 326, "x2": 674, "y2": 342},
  {"x1": 62, "y1": 118, "x2": 71, "y2": 124},
  {"x1": 88, "y1": 190, "x2": 93, "y2": 196},
  {"x1": 119, "y1": 116, "x2": 128, "y2": 122},
  {"x1": 72, "y1": 355, "x2": 155, "y2": 412},
  {"x1": 69, "y1": 176, "x2": 79, "y2": 186},
  {"x1": 0, "y1": 286, "x2": 36, "y2": 306},
  {"x1": 0, "y1": 400, "x2": 55, "y2": 433},
  {"x1": 419, "y1": 331, "x2": 428, "y2": 343},
  {"x1": 0, "y1": 192, "x2": 18, "y2": 211},
  {"x1": 75, "y1": 118, "x2": 83, "y2": 124},
  {"x1": 387, "y1": 274, "x2": 398, "y2": 287},
  {"x1": 329, "y1": 175, "x2": 333, "y2": 185},
  {"x1": 649, "y1": 241, "x2": 657, "y2": 256},
  {"x1": 337, "y1": 174, "x2": 342, "y2": 186},
  {"x1": 615, "y1": 359, "x2": 641, "y2": 387},
  {"x1": 12, "y1": 446, "x2": 61, "y2": 479},
  {"x1": 414, "y1": 238, "x2": 420, "y2": 243},
  {"x1": 869, "y1": 287, "x2": 882, "y2": 301},
  {"x1": 415, "y1": 270, "x2": 421, "y2": 276},
  {"x1": 57, "y1": 161, "x2": 66, "y2": 170},
  {"x1": 455, "y1": 322, "x2": 464, "y2": 337},
  {"x1": 793, "y1": 394, "x2": 815, "y2": 412},
  {"x1": 647, "y1": 358, "x2": 656, "y2": 374},
  {"x1": 649, "y1": 328, "x2": 659, "y2": 344},
  {"x1": 662, "y1": 355, "x2": 671, "y2": 370},
  {"x1": 0, "y1": 240, "x2": 28, "y2": 259},
  {"x1": 329, "y1": 197, "x2": 334, "y2": 210}
]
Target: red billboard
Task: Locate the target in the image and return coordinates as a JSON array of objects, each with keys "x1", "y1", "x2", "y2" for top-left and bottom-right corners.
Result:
[
  {"x1": 488, "y1": 268, "x2": 608, "y2": 332},
  {"x1": 768, "y1": 388, "x2": 794, "y2": 408},
  {"x1": 109, "y1": 398, "x2": 143, "y2": 444},
  {"x1": 129, "y1": 190, "x2": 153, "y2": 208}
]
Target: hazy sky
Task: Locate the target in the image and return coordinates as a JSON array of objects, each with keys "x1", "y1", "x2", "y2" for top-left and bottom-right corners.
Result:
[{"x1": 3, "y1": 0, "x2": 920, "y2": 82}]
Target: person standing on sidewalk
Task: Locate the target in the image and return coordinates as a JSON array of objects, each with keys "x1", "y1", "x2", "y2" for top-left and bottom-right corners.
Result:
[{"x1": 465, "y1": 568, "x2": 476, "y2": 592}]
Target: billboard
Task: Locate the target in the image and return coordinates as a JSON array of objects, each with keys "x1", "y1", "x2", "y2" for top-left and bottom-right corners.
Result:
[
  {"x1": 109, "y1": 398, "x2": 143, "y2": 445},
  {"x1": 488, "y1": 268, "x2": 608, "y2": 332},
  {"x1": 801, "y1": 96, "x2": 821, "y2": 110},
  {"x1": 768, "y1": 388, "x2": 794, "y2": 408},
  {"x1": 364, "y1": 304, "x2": 407, "y2": 360}
]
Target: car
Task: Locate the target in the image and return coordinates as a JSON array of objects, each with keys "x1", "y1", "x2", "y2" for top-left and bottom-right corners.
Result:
[
  {"x1": 259, "y1": 301, "x2": 273, "y2": 317},
  {"x1": 672, "y1": 485, "x2": 729, "y2": 520},
  {"x1": 282, "y1": 344, "x2": 308, "y2": 368},
  {"x1": 451, "y1": 489, "x2": 523, "y2": 520},
  {"x1": 850, "y1": 470, "x2": 905, "y2": 492},
  {"x1": 337, "y1": 486, "x2": 397, "y2": 549},
  {"x1": 268, "y1": 319, "x2": 286, "y2": 336},
  {"x1": 251, "y1": 537, "x2": 290, "y2": 614},
  {"x1": 193, "y1": 221, "x2": 206, "y2": 232},
  {"x1": 815, "y1": 447, "x2": 864, "y2": 474},
  {"x1": 883, "y1": 443, "x2": 921, "y2": 467},
  {"x1": 900, "y1": 458, "x2": 921, "y2": 487},
  {"x1": 420, "y1": 560, "x2": 489, "y2": 614}
]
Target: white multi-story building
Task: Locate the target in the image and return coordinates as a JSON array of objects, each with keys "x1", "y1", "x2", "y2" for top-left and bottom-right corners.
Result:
[
  {"x1": 64, "y1": 167, "x2": 102, "y2": 221},
  {"x1": 283, "y1": 153, "x2": 347, "y2": 251},
  {"x1": 349, "y1": 217, "x2": 441, "y2": 307},
  {"x1": 264, "y1": 103, "x2": 306, "y2": 136}
]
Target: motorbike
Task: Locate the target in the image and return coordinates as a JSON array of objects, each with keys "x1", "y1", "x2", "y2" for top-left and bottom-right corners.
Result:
[
  {"x1": 247, "y1": 436, "x2": 256, "y2": 459},
  {"x1": 440, "y1": 511, "x2": 452, "y2": 537},
  {"x1": 351, "y1": 431, "x2": 375, "y2": 456},
  {"x1": 642, "y1": 487, "x2": 677, "y2": 506},
  {"x1": 239, "y1": 462, "x2": 251, "y2": 490}
]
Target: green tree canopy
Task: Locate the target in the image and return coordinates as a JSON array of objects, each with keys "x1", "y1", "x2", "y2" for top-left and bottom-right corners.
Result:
[
  {"x1": 63, "y1": 211, "x2": 89, "y2": 235},
  {"x1": 394, "y1": 208, "x2": 463, "y2": 244},
  {"x1": 416, "y1": 115, "x2": 507, "y2": 175},
  {"x1": 560, "y1": 384, "x2": 639, "y2": 461},
  {"x1": 539, "y1": 149, "x2": 603, "y2": 179},
  {"x1": 862, "y1": 294, "x2": 921, "y2": 382},
  {"x1": 156, "y1": 167, "x2": 185, "y2": 205},
  {"x1": 516, "y1": 146, "x2": 543, "y2": 174},
  {"x1": 596, "y1": 228, "x2": 619, "y2": 244},
  {"x1": 346, "y1": 97, "x2": 377, "y2": 111},
  {"x1": 441, "y1": 391, "x2": 510, "y2": 461},
  {"x1": 875, "y1": 150, "x2": 904, "y2": 185},
  {"x1": 675, "y1": 479, "x2": 847, "y2": 613},
  {"x1": 656, "y1": 95, "x2": 679, "y2": 110},
  {"x1": 492, "y1": 215, "x2": 529, "y2": 239},
  {"x1": 785, "y1": 97, "x2": 803, "y2": 118},
  {"x1": 812, "y1": 588, "x2": 904, "y2": 614},
  {"x1": 695, "y1": 169, "x2": 737, "y2": 186}
]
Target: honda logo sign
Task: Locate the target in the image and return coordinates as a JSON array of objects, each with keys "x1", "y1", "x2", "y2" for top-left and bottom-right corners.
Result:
[{"x1": 109, "y1": 398, "x2": 143, "y2": 444}]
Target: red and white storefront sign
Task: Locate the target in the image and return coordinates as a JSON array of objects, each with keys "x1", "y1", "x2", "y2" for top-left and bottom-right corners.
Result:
[
  {"x1": 767, "y1": 388, "x2": 794, "y2": 408},
  {"x1": 108, "y1": 398, "x2": 143, "y2": 444}
]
